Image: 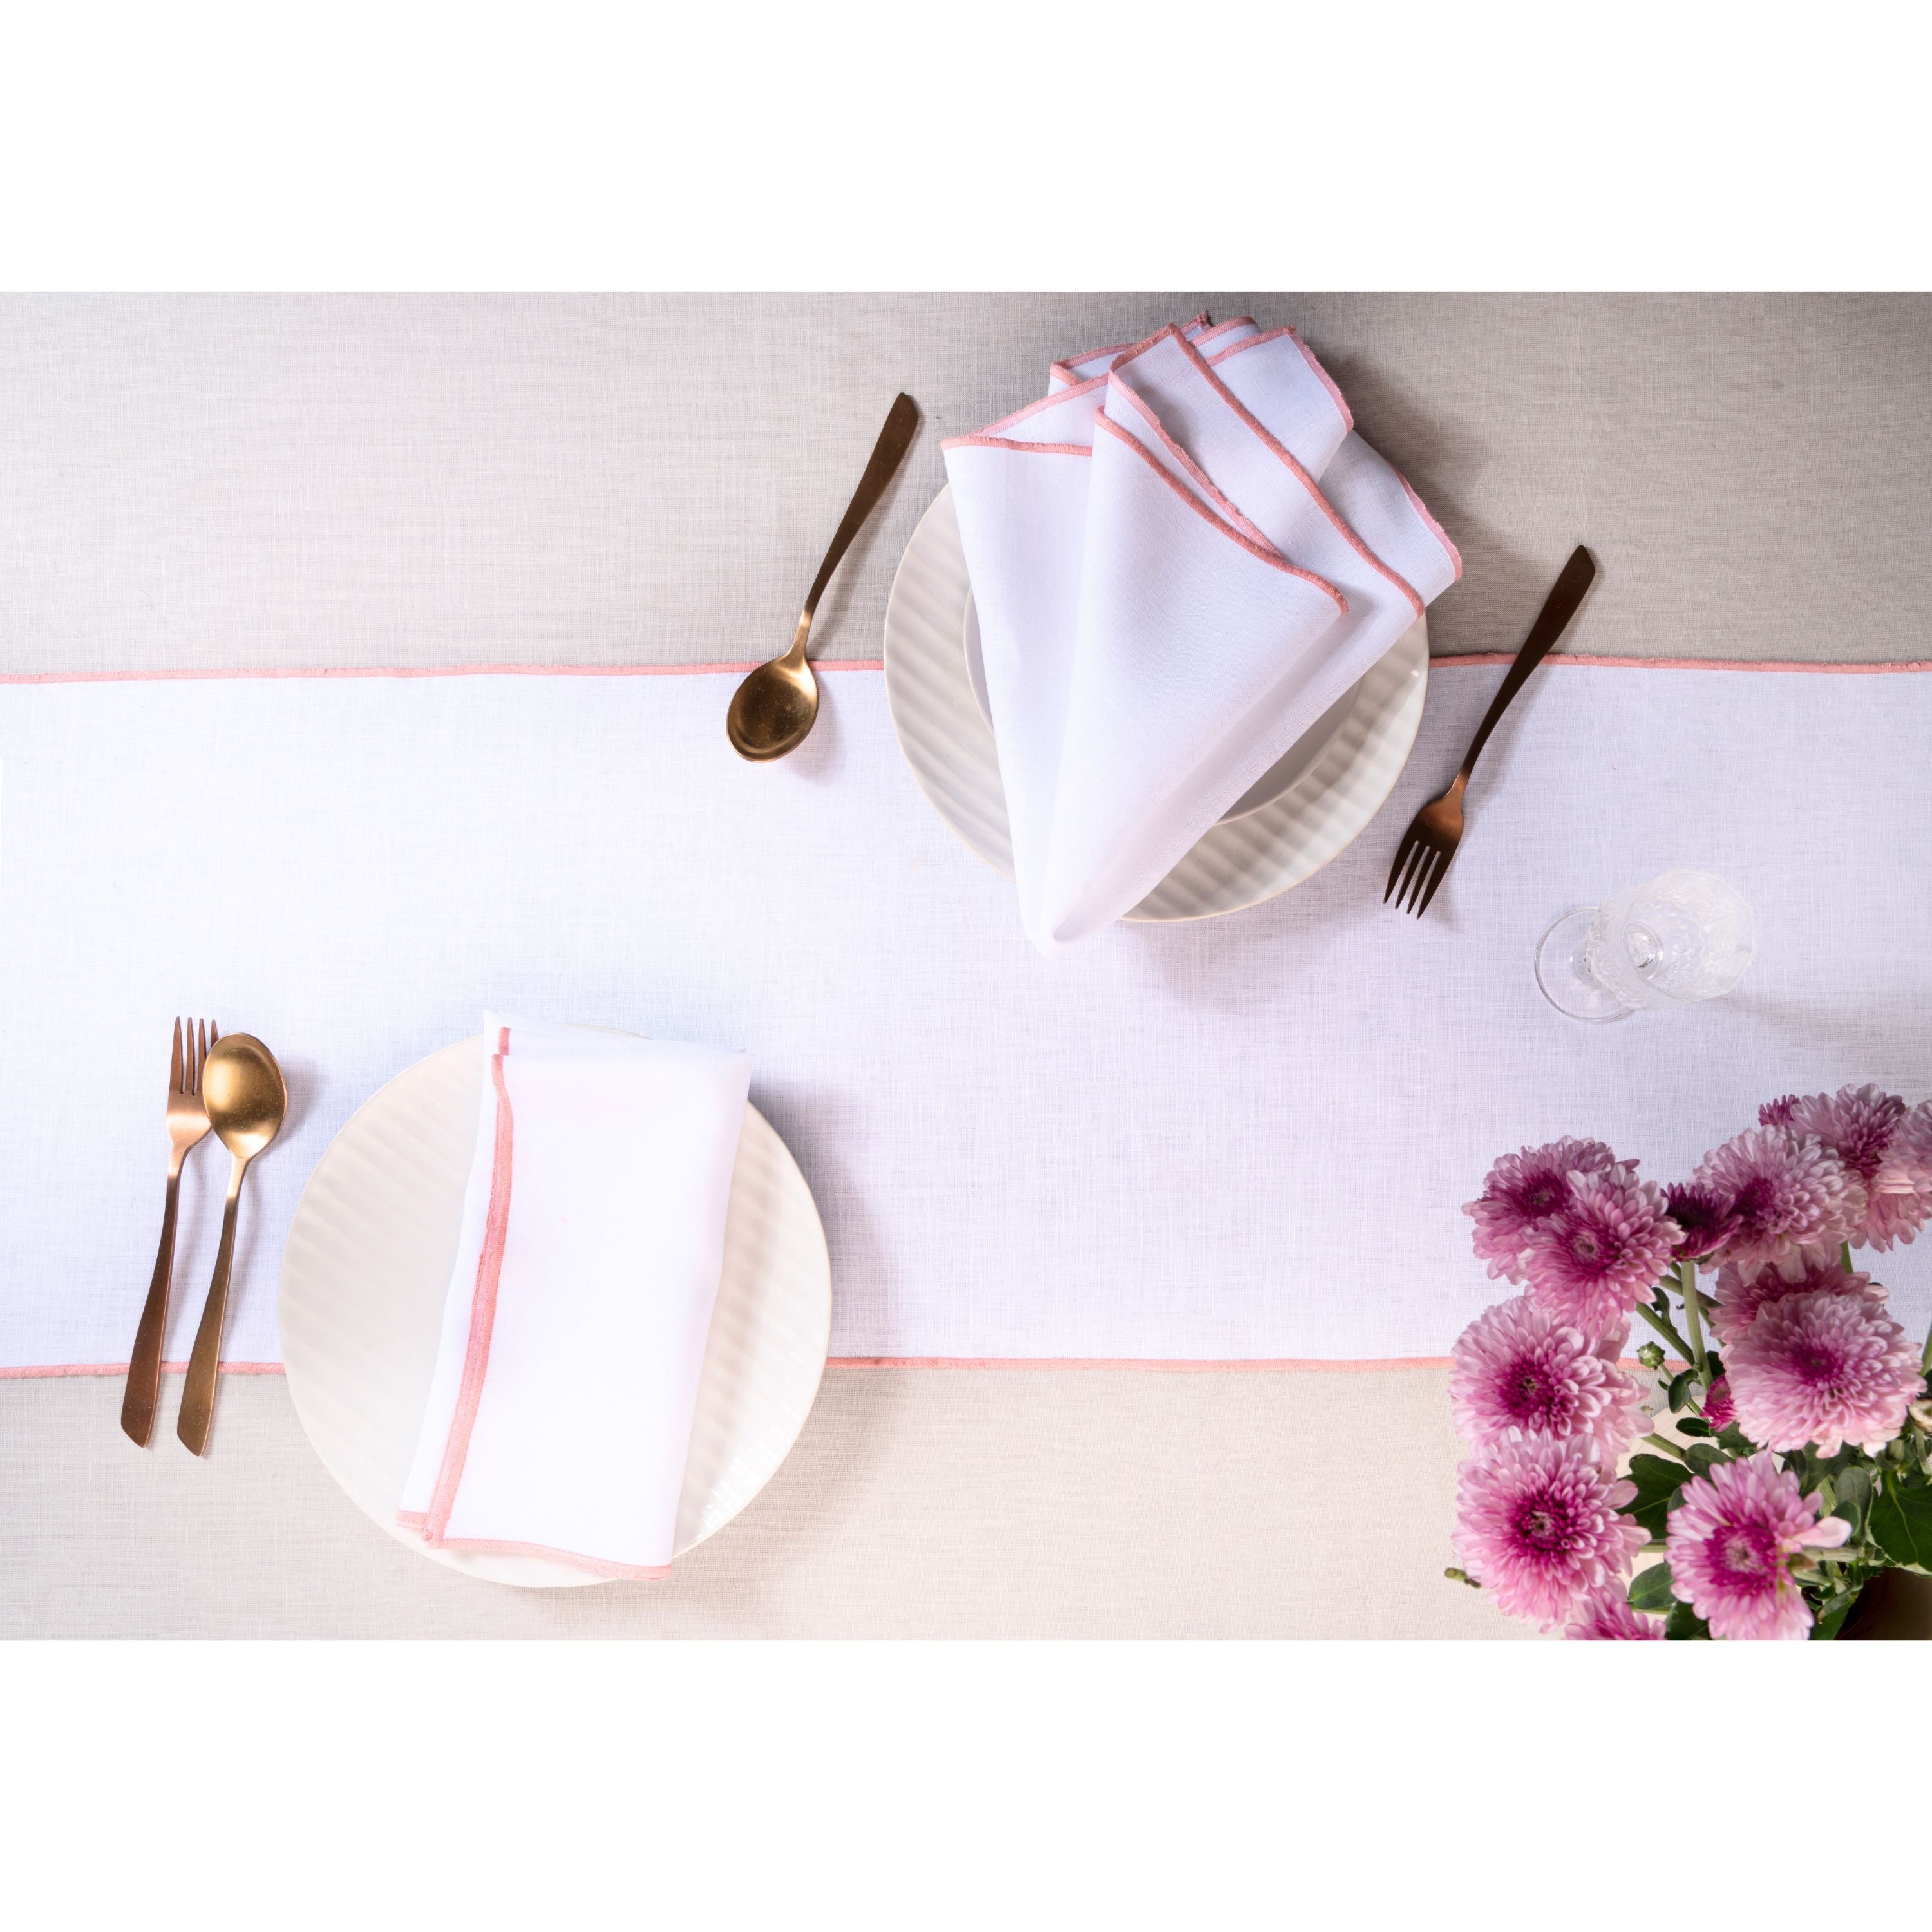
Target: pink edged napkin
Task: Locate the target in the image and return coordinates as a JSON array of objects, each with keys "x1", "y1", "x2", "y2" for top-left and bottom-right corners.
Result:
[
  {"x1": 941, "y1": 316, "x2": 1460, "y2": 954},
  {"x1": 397, "y1": 1014, "x2": 750, "y2": 1578}
]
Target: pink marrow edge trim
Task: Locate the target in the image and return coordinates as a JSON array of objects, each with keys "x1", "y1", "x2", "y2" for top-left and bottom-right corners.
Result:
[
  {"x1": 421, "y1": 1024, "x2": 516, "y2": 1543},
  {"x1": 1101, "y1": 382, "x2": 1346, "y2": 612},
  {"x1": 1092, "y1": 413, "x2": 1342, "y2": 603},
  {"x1": 0, "y1": 1351, "x2": 1692, "y2": 1377},
  {"x1": 1145, "y1": 324, "x2": 1426, "y2": 619},
  {"x1": 5, "y1": 659, "x2": 1928, "y2": 692},
  {"x1": 973, "y1": 374, "x2": 1106, "y2": 439},
  {"x1": 0, "y1": 661, "x2": 887, "y2": 685},
  {"x1": 1190, "y1": 315, "x2": 1258, "y2": 351},
  {"x1": 1208, "y1": 325, "x2": 1356, "y2": 436},
  {"x1": 825, "y1": 1355, "x2": 1454, "y2": 1372},
  {"x1": 940, "y1": 435, "x2": 1092, "y2": 457},
  {"x1": 1395, "y1": 471, "x2": 1463, "y2": 583},
  {"x1": 0, "y1": 1360, "x2": 283, "y2": 1378}
]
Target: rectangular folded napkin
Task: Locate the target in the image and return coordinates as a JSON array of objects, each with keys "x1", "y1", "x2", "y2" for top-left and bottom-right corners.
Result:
[
  {"x1": 943, "y1": 316, "x2": 1459, "y2": 955},
  {"x1": 397, "y1": 1014, "x2": 751, "y2": 1578}
]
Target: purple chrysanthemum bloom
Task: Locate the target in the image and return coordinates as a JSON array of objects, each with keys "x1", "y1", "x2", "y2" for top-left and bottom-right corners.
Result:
[
  {"x1": 1666, "y1": 1452, "x2": 1850, "y2": 1640},
  {"x1": 1464, "y1": 1138, "x2": 1618, "y2": 1284},
  {"x1": 1869, "y1": 1099, "x2": 1932, "y2": 1253},
  {"x1": 1521, "y1": 1164, "x2": 1681, "y2": 1334},
  {"x1": 1662, "y1": 1182, "x2": 1741, "y2": 1262},
  {"x1": 1454, "y1": 1436, "x2": 1646, "y2": 1633},
  {"x1": 1708, "y1": 1254, "x2": 1884, "y2": 1348},
  {"x1": 1692, "y1": 1126, "x2": 1865, "y2": 1278},
  {"x1": 1725, "y1": 1289, "x2": 1924, "y2": 1455},
  {"x1": 1759, "y1": 1095, "x2": 1801, "y2": 1129},
  {"x1": 1449, "y1": 1296, "x2": 1643, "y2": 1466},
  {"x1": 1563, "y1": 1583, "x2": 1666, "y2": 1640}
]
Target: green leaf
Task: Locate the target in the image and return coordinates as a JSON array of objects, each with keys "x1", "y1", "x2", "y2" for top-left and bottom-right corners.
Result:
[
  {"x1": 1810, "y1": 1591, "x2": 1859, "y2": 1642},
  {"x1": 1716, "y1": 1425, "x2": 1754, "y2": 1454},
  {"x1": 1665, "y1": 1600, "x2": 1710, "y2": 1640},
  {"x1": 1667, "y1": 1370, "x2": 1696, "y2": 1414},
  {"x1": 1675, "y1": 1417, "x2": 1712, "y2": 1437},
  {"x1": 1627, "y1": 1561, "x2": 1676, "y2": 1613},
  {"x1": 1622, "y1": 1455, "x2": 1692, "y2": 1540},
  {"x1": 1685, "y1": 1443, "x2": 1725, "y2": 1475},
  {"x1": 1870, "y1": 1477, "x2": 1932, "y2": 1571},
  {"x1": 1832, "y1": 1466, "x2": 1873, "y2": 1531}
]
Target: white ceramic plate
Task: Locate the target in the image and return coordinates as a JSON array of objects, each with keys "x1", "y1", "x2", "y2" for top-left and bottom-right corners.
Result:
[
  {"x1": 963, "y1": 590, "x2": 1361, "y2": 823},
  {"x1": 886, "y1": 486, "x2": 1428, "y2": 922},
  {"x1": 280, "y1": 1035, "x2": 832, "y2": 1589}
]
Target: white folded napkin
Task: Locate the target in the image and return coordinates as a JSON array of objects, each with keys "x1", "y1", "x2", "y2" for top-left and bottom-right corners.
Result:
[
  {"x1": 397, "y1": 1014, "x2": 750, "y2": 1578},
  {"x1": 942, "y1": 316, "x2": 1459, "y2": 954}
]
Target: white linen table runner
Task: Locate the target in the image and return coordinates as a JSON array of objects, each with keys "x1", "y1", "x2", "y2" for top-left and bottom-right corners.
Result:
[{"x1": 2, "y1": 658, "x2": 1929, "y2": 1370}]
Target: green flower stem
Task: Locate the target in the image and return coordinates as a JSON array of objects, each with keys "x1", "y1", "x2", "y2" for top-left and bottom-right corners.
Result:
[
  {"x1": 1678, "y1": 1258, "x2": 1710, "y2": 1385},
  {"x1": 1634, "y1": 1299, "x2": 1692, "y2": 1362},
  {"x1": 1921, "y1": 1314, "x2": 1932, "y2": 1377},
  {"x1": 1642, "y1": 1433, "x2": 1689, "y2": 1463}
]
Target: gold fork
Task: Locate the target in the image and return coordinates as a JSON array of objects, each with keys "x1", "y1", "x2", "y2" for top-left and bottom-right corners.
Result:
[
  {"x1": 120, "y1": 1017, "x2": 217, "y2": 1446},
  {"x1": 1384, "y1": 545, "x2": 1597, "y2": 918}
]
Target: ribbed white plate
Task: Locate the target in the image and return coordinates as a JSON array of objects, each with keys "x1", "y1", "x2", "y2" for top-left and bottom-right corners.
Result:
[
  {"x1": 281, "y1": 1035, "x2": 831, "y2": 1589},
  {"x1": 884, "y1": 486, "x2": 1428, "y2": 920}
]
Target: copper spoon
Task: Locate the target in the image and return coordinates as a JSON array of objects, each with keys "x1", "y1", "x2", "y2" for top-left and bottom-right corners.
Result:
[
  {"x1": 727, "y1": 392, "x2": 920, "y2": 761},
  {"x1": 176, "y1": 1033, "x2": 287, "y2": 1455}
]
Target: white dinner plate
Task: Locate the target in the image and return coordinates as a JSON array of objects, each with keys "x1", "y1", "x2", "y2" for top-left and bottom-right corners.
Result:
[
  {"x1": 886, "y1": 486, "x2": 1428, "y2": 922},
  {"x1": 280, "y1": 1034, "x2": 832, "y2": 1589}
]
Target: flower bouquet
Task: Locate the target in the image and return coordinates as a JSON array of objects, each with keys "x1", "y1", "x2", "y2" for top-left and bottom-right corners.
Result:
[{"x1": 1446, "y1": 1086, "x2": 1932, "y2": 1639}]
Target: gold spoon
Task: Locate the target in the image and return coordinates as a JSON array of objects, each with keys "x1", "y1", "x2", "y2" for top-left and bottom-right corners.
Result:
[
  {"x1": 176, "y1": 1033, "x2": 287, "y2": 1455},
  {"x1": 726, "y1": 392, "x2": 920, "y2": 761}
]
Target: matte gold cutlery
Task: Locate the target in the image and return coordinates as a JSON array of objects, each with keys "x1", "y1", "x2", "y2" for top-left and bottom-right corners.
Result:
[
  {"x1": 176, "y1": 1032, "x2": 287, "y2": 1456},
  {"x1": 727, "y1": 391, "x2": 920, "y2": 762},
  {"x1": 120, "y1": 1018, "x2": 218, "y2": 1446},
  {"x1": 1385, "y1": 545, "x2": 1598, "y2": 917}
]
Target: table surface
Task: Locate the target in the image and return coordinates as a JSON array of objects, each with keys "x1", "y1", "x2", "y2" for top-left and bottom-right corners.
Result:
[{"x1": 4, "y1": 292, "x2": 1927, "y2": 1638}]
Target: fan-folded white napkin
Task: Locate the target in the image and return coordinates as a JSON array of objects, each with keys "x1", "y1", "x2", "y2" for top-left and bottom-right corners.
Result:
[
  {"x1": 397, "y1": 1014, "x2": 750, "y2": 1578},
  {"x1": 942, "y1": 317, "x2": 1459, "y2": 954}
]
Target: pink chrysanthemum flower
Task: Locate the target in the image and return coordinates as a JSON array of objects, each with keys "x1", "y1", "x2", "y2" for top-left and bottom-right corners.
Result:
[
  {"x1": 1707, "y1": 1254, "x2": 1884, "y2": 1347},
  {"x1": 1521, "y1": 1164, "x2": 1680, "y2": 1334},
  {"x1": 1870, "y1": 1100, "x2": 1932, "y2": 1253},
  {"x1": 1662, "y1": 1182, "x2": 1740, "y2": 1262},
  {"x1": 1692, "y1": 1126, "x2": 1864, "y2": 1278},
  {"x1": 1464, "y1": 1138, "x2": 1618, "y2": 1283},
  {"x1": 1776, "y1": 1084, "x2": 1931, "y2": 1251},
  {"x1": 1666, "y1": 1452, "x2": 1850, "y2": 1640},
  {"x1": 1701, "y1": 1374, "x2": 1736, "y2": 1433},
  {"x1": 1725, "y1": 1289, "x2": 1924, "y2": 1454},
  {"x1": 1450, "y1": 1296, "x2": 1643, "y2": 1466},
  {"x1": 1454, "y1": 1437, "x2": 1646, "y2": 1633},
  {"x1": 1564, "y1": 1583, "x2": 1666, "y2": 1640}
]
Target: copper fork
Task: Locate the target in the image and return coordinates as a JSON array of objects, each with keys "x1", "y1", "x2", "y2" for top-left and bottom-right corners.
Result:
[
  {"x1": 121, "y1": 1018, "x2": 218, "y2": 1446},
  {"x1": 1385, "y1": 545, "x2": 1596, "y2": 917}
]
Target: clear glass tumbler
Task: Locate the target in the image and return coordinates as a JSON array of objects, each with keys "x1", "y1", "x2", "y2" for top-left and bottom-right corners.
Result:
[{"x1": 1534, "y1": 869, "x2": 1756, "y2": 1023}]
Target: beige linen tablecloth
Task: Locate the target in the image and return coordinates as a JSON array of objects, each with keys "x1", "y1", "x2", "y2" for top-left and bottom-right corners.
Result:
[{"x1": 3, "y1": 293, "x2": 1927, "y2": 1638}]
